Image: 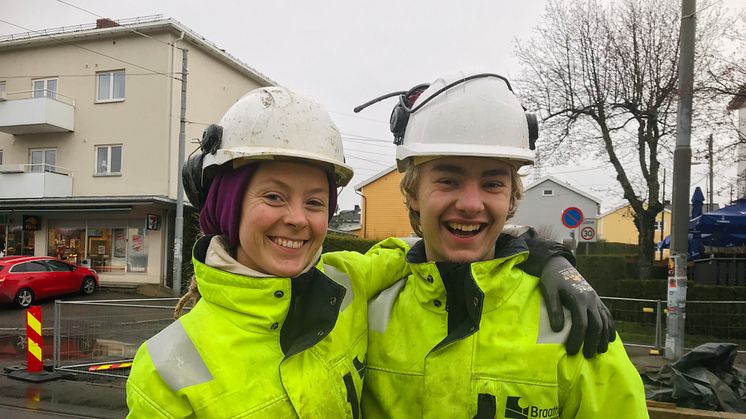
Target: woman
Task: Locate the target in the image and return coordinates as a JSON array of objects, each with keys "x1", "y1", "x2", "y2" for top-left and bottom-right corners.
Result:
[{"x1": 126, "y1": 86, "x2": 611, "y2": 418}]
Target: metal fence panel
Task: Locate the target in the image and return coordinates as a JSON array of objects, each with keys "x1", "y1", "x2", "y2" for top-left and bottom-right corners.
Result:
[
  {"x1": 601, "y1": 297, "x2": 746, "y2": 353},
  {"x1": 601, "y1": 297, "x2": 662, "y2": 349},
  {"x1": 53, "y1": 296, "x2": 744, "y2": 379},
  {"x1": 53, "y1": 298, "x2": 184, "y2": 378},
  {"x1": 684, "y1": 300, "x2": 746, "y2": 350}
]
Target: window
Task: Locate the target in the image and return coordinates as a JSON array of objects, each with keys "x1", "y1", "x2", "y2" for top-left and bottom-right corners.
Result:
[
  {"x1": 48, "y1": 227, "x2": 85, "y2": 265},
  {"x1": 96, "y1": 70, "x2": 125, "y2": 102},
  {"x1": 32, "y1": 78, "x2": 57, "y2": 99},
  {"x1": 0, "y1": 81, "x2": 6, "y2": 99},
  {"x1": 29, "y1": 148, "x2": 57, "y2": 172},
  {"x1": 0, "y1": 149, "x2": 3, "y2": 165},
  {"x1": 46, "y1": 260, "x2": 74, "y2": 272},
  {"x1": 542, "y1": 189, "x2": 554, "y2": 196},
  {"x1": 95, "y1": 145, "x2": 122, "y2": 175},
  {"x1": 11, "y1": 261, "x2": 49, "y2": 273}
]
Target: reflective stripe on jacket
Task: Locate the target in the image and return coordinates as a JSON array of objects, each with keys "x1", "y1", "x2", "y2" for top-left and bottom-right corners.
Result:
[
  {"x1": 362, "y1": 236, "x2": 649, "y2": 419},
  {"x1": 126, "y1": 236, "x2": 409, "y2": 418}
]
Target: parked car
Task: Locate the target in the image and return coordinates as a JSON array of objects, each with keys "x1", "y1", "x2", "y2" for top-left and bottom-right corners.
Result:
[{"x1": 0, "y1": 256, "x2": 99, "y2": 308}]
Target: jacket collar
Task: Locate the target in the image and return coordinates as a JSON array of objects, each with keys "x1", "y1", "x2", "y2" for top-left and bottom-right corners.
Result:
[
  {"x1": 191, "y1": 236, "x2": 344, "y2": 358},
  {"x1": 404, "y1": 234, "x2": 530, "y2": 315}
]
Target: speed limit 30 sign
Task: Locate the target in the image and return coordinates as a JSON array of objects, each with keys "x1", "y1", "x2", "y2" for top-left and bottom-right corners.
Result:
[{"x1": 578, "y1": 218, "x2": 597, "y2": 242}]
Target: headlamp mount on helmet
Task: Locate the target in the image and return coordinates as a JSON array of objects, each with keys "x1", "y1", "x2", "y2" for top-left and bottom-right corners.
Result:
[
  {"x1": 182, "y1": 124, "x2": 224, "y2": 210},
  {"x1": 354, "y1": 73, "x2": 539, "y2": 150}
]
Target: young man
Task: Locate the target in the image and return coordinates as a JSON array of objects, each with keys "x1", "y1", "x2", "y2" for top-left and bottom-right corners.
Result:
[{"x1": 360, "y1": 74, "x2": 648, "y2": 418}]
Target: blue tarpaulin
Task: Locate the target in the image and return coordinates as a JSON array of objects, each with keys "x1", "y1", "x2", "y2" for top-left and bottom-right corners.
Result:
[
  {"x1": 689, "y1": 198, "x2": 746, "y2": 235},
  {"x1": 659, "y1": 198, "x2": 746, "y2": 260}
]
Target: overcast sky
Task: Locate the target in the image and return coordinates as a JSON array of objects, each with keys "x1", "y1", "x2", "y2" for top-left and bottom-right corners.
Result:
[{"x1": 3, "y1": 0, "x2": 745, "y2": 213}]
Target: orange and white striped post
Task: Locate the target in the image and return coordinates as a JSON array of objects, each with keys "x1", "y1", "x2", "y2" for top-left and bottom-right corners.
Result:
[{"x1": 25, "y1": 306, "x2": 43, "y2": 373}]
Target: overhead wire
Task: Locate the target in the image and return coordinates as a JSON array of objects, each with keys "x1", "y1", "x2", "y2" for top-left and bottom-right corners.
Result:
[
  {"x1": 330, "y1": 110, "x2": 388, "y2": 125},
  {"x1": 343, "y1": 146, "x2": 393, "y2": 158},
  {"x1": 54, "y1": 0, "x2": 180, "y2": 49},
  {"x1": 340, "y1": 132, "x2": 392, "y2": 143},
  {"x1": 0, "y1": 18, "x2": 180, "y2": 81},
  {"x1": 345, "y1": 151, "x2": 392, "y2": 167},
  {"x1": 0, "y1": 72, "x2": 179, "y2": 78}
]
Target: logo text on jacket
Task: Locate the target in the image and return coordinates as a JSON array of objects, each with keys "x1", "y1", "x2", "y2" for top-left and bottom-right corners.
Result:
[{"x1": 505, "y1": 396, "x2": 559, "y2": 419}]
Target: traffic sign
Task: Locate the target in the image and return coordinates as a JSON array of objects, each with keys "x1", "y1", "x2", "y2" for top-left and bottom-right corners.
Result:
[
  {"x1": 578, "y1": 218, "x2": 598, "y2": 242},
  {"x1": 561, "y1": 207, "x2": 584, "y2": 229}
]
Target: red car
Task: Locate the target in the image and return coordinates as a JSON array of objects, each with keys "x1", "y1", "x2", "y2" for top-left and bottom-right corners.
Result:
[{"x1": 0, "y1": 256, "x2": 99, "y2": 308}]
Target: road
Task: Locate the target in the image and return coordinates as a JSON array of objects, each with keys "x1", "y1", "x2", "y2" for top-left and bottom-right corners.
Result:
[{"x1": 0, "y1": 287, "x2": 176, "y2": 418}]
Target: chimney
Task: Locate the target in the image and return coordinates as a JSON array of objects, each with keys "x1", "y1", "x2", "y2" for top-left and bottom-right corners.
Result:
[{"x1": 96, "y1": 18, "x2": 120, "y2": 29}]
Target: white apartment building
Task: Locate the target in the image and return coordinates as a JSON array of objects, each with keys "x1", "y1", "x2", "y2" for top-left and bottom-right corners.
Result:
[{"x1": 0, "y1": 16, "x2": 273, "y2": 287}]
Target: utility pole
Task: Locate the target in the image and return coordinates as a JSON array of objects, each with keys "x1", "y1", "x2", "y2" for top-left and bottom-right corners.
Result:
[
  {"x1": 666, "y1": 0, "x2": 696, "y2": 360},
  {"x1": 172, "y1": 47, "x2": 188, "y2": 297},
  {"x1": 708, "y1": 133, "x2": 714, "y2": 209},
  {"x1": 659, "y1": 168, "x2": 667, "y2": 261}
]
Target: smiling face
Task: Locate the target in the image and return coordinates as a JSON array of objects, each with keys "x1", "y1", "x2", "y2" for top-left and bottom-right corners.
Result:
[
  {"x1": 409, "y1": 157, "x2": 514, "y2": 263},
  {"x1": 235, "y1": 161, "x2": 330, "y2": 277}
]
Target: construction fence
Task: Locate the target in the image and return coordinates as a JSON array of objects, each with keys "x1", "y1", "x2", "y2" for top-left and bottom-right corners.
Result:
[
  {"x1": 601, "y1": 297, "x2": 746, "y2": 353},
  {"x1": 50, "y1": 297, "x2": 745, "y2": 379},
  {"x1": 53, "y1": 298, "x2": 187, "y2": 378}
]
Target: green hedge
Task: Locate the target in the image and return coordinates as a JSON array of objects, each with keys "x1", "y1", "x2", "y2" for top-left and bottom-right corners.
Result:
[
  {"x1": 576, "y1": 255, "x2": 638, "y2": 281},
  {"x1": 583, "y1": 241, "x2": 640, "y2": 255},
  {"x1": 323, "y1": 234, "x2": 379, "y2": 254}
]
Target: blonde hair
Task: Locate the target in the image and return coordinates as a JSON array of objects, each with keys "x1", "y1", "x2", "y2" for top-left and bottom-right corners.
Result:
[
  {"x1": 400, "y1": 159, "x2": 524, "y2": 237},
  {"x1": 174, "y1": 275, "x2": 201, "y2": 319}
]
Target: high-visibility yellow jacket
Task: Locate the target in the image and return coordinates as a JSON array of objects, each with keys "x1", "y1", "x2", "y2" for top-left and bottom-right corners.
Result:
[
  {"x1": 126, "y1": 235, "x2": 410, "y2": 418},
  {"x1": 363, "y1": 236, "x2": 649, "y2": 419}
]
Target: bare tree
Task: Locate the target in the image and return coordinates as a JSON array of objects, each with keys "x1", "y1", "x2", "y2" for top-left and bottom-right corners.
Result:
[{"x1": 516, "y1": 0, "x2": 743, "y2": 278}]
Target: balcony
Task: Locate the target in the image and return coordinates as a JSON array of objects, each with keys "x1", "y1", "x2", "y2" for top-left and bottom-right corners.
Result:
[
  {"x1": 0, "y1": 90, "x2": 75, "y2": 135},
  {"x1": 0, "y1": 164, "x2": 73, "y2": 198}
]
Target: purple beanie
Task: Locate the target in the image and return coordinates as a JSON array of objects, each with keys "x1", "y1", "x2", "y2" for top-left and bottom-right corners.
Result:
[{"x1": 199, "y1": 163, "x2": 337, "y2": 247}]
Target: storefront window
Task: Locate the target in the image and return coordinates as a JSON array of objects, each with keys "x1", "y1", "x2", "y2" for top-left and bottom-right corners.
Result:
[
  {"x1": 84, "y1": 226, "x2": 147, "y2": 273},
  {"x1": 6, "y1": 225, "x2": 34, "y2": 256},
  {"x1": 48, "y1": 227, "x2": 85, "y2": 265},
  {"x1": 86, "y1": 228, "x2": 122, "y2": 273},
  {"x1": 0, "y1": 228, "x2": 5, "y2": 257},
  {"x1": 127, "y1": 228, "x2": 148, "y2": 272}
]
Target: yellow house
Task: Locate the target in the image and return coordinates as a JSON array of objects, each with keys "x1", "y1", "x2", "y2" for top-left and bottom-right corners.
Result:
[
  {"x1": 354, "y1": 166, "x2": 413, "y2": 240},
  {"x1": 598, "y1": 204, "x2": 671, "y2": 259}
]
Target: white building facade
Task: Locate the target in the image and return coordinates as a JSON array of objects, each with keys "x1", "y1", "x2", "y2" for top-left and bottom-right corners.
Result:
[
  {"x1": 0, "y1": 16, "x2": 273, "y2": 287},
  {"x1": 511, "y1": 176, "x2": 601, "y2": 243}
]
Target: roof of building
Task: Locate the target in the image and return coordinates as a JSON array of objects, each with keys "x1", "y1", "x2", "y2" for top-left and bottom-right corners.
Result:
[
  {"x1": 524, "y1": 175, "x2": 601, "y2": 204},
  {"x1": 354, "y1": 165, "x2": 397, "y2": 191},
  {"x1": 0, "y1": 15, "x2": 276, "y2": 87}
]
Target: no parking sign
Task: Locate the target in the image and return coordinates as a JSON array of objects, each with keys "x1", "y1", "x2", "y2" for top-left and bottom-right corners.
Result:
[{"x1": 561, "y1": 207, "x2": 584, "y2": 229}]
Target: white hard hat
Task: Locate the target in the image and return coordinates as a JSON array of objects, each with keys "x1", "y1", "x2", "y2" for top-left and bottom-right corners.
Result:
[
  {"x1": 202, "y1": 86, "x2": 354, "y2": 186},
  {"x1": 395, "y1": 73, "x2": 537, "y2": 172}
]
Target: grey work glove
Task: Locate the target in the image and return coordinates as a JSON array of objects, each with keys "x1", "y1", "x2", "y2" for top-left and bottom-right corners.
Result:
[{"x1": 538, "y1": 256, "x2": 616, "y2": 358}]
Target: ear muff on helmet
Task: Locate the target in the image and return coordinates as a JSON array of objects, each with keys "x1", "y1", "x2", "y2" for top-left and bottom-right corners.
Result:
[
  {"x1": 390, "y1": 84, "x2": 430, "y2": 145},
  {"x1": 182, "y1": 124, "x2": 223, "y2": 210},
  {"x1": 356, "y1": 74, "x2": 540, "y2": 151},
  {"x1": 182, "y1": 153, "x2": 207, "y2": 209},
  {"x1": 526, "y1": 113, "x2": 539, "y2": 150}
]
